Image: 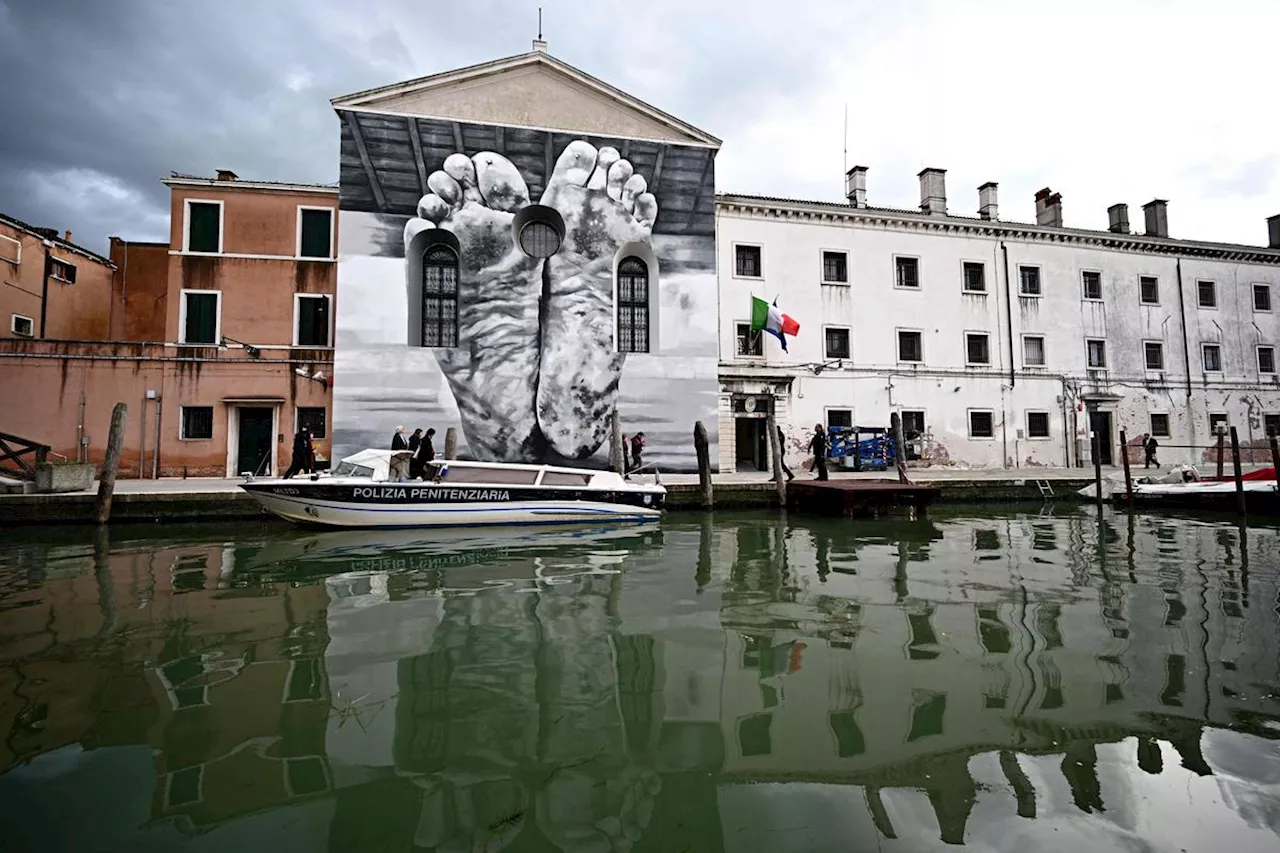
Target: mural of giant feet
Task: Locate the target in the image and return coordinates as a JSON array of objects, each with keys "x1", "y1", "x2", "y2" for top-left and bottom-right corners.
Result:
[
  {"x1": 406, "y1": 152, "x2": 546, "y2": 462},
  {"x1": 539, "y1": 141, "x2": 658, "y2": 459}
]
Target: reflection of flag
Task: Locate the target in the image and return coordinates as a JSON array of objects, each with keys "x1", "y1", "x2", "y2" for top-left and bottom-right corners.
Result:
[{"x1": 751, "y1": 296, "x2": 800, "y2": 351}]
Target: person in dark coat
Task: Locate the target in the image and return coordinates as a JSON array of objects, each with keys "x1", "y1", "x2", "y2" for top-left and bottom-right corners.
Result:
[
  {"x1": 809, "y1": 424, "x2": 829, "y2": 481},
  {"x1": 282, "y1": 427, "x2": 313, "y2": 479},
  {"x1": 777, "y1": 426, "x2": 795, "y2": 481},
  {"x1": 1143, "y1": 433, "x2": 1160, "y2": 469},
  {"x1": 407, "y1": 428, "x2": 424, "y2": 478},
  {"x1": 391, "y1": 425, "x2": 408, "y2": 450},
  {"x1": 408, "y1": 428, "x2": 422, "y2": 452},
  {"x1": 414, "y1": 428, "x2": 437, "y2": 479},
  {"x1": 629, "y1": 432, "x2": 646, "y2": 472}
]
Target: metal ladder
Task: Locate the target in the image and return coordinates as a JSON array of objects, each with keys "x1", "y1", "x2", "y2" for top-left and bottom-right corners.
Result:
[{"x1": 1035, "y1": 479, "x2": 1054, "y2": 499}]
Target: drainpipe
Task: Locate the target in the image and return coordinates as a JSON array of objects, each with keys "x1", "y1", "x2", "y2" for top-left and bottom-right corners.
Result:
[
  {"x1": 152, "y1": 396, "x2": 162, "y2": 479},
  {"x1": 1001, "y1": 242, "x2": 1015, "y2": 388},
  {"x1": 1060, "y1": 377, "x2": 1071, "y2": 467},
  {"x1": 39, "y1": 242, "x2": 52, "y2": 338},
  {"x1": 1175, "y1": 258, "x2": 1195, "y2": 456},
  {"x1": 139, "y1": 395, "x2": 148, "y2": 479}
]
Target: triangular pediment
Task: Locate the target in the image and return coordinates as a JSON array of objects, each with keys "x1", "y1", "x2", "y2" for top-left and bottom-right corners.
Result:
[{"x1": 332, "y1": 50, "x2": 720, "y2": 148}]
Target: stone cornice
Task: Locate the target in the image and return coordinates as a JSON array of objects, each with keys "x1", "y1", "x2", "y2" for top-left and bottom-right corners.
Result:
[{"x1": 716, "y1": 194, "x2": 1280, "y2": 265}]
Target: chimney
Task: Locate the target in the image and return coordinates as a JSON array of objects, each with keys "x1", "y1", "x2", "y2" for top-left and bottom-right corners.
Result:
[
  {"x1": 1268, "y1": 214, "x2": 1280, "y2": 249},
  {"x1": 215, "y1": 169, "x2": 238, "y2": 182},
  {"x1": 845, "y1": 165, "x2": 868, "y2": 208},
  {"x1": 1107, "y1": 203, "x2": 1130, "y2": 234},
  {"x1": 978, "y1": 182, "x2": 998, "y2": 220},
  {"x1": 918, "y1": 167, "x2": 947, "y2": 216},
  {"x1": 63, "y1": 230, "x2": 72, "y2": 243},
  {"x1": 1142, "y1": 199, "x2": 1168, "y2": 237},
  {"x1": 532, "y1": 37, "x2": 548, "y2": 53},
  {"x1": 1034, "y1": 188, "x2": 1063, "y2": 227}
]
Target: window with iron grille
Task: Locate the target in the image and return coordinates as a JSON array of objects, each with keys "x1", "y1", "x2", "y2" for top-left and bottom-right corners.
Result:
[
  {"x1": 736, "y1": 323, "x2": 762, "y2": 357},
  {"x1": 1258, "y1": 346, "x2": 1275, "y2": 375},
  {"x1": 824, "y1": 327, "x2": 850, "y2": 359},
  {"x1": 11, "y1": 314, "x2": 33, "y2": 337},
  {"x1": 1210, "y1": 413, "x2": 1228, "y2": 434},
  {"x1": 902, "y1": 410, "x2": 925, "y2": 436},
  {"x1": 1086, "y1": 339, "x2": 1107, "y2": 369},
  {"x1": 421, "y1": 245, "x2": 458, "y2": 348},
  {"x1": 181, "y1": 406, "x2": 214, "y2": 440},
  {"x1": 1081, "y1": 271, "x2": 1102, "y2": 300},
  {"x1": 1266, "y1": 414, "x2": 1280, "y2": 437},
  {"x1": 1019, "y1": 266, "x2": 1042, "y2": 296},
  {"x1": 1139, "y1": 276, "x2": 1159, "y2": 304},
  {"x1": 1026, "y1": 412, "x2": 1050, "y2": 438},
  {"x1": 735, "y1": 245, "x2": 761, "y2": 278},
  {"x1": 898, "y1": 330, "x2": 923, "y2": 362},
  {"x1": 966, "y1": 333, "x2": 990, "y2": 365},
  {"x1": 617, "y1": 257, "x2": 649, "y2": 353},
  {"x1": 895, "y1": 256, "x2": 920, "y2": 289},
  {"x1": 963, "y1": 262, "x2": 986, "y2": 292},
  {"x1": 822, "y1": 251, "x2": 848, "y2": 284},
  {"x1": 827, "y1": 409, "x2": 853, "y2": 428},
  {"x1": 297, "y1": 406, "x2": 326, "y2": 438},
  {"x1": 1202, "y1": 344, "x2": 1222, "y2": 372},
  {"x1": 1023, "y1": 335, "x2": 1045, "y2": 367},
  {"x1": 1197, "y1": 280, "x2": 1217, "y2": 308},
  {"x1": 1254, "y1": 284, "x2": 1272, "y2": 312},
  {"x1": 1149, "y1": 413, "x2": 1170, "y2": 438},
  {"x1": 969, "y1": 410, "x2": 994, "y2": 438},
  {"x1": 1144, "y1": 341, "x2": 1164, "y2": 371}
]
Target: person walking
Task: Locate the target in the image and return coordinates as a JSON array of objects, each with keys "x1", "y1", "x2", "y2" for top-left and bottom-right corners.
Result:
[
  {"x1": 777, "y1": 425, "x2": 795, "y2": 481},
  {"x1": 809, "y1": 424, "x2": 829, "y2": 481},
  {"x1": 407, "y1": 428, "x2": 424, "y2": 478},
  {"x1": 1144, "y1": 433, "x2": 1160, "y2": 469},
  {"x1": 629, "y1": 432, "x2": 646, "y2": 472},
  {"x1": 415, "y1": 428, "x2": 437, "y2": 478},
  {"x1": 390, "y1": 425, "x2": 408, "y2": 450},
  {"x1": 282, "y1": 426, "x2": 313, "y2": 479}
]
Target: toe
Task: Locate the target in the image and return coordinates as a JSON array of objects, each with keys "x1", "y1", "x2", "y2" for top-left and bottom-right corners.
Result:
[
  {"x1": 417, "y1": 193, "x2": 452, "y2": 223},
  {"x1": 620, "y1": 174, "x2": 647, "y2": 209},
  {"x1": 471, "y1": 151, "x2": 530, "y2": 212},
  {"x1": 443, "y1": 153, "x2": 483, "y2": 204},
  {"x1": 606, "y1": 160, "x2": 633, "y2": 201},
  {"x1": 633, "y1": 192, "x2": 658, "y2": 229},
  {"x1": 427, "y1": 170, "x2": 463, "y2": 208},
  {"x1": 587, "y1": 147, "x2": 620, "y2": 190},
  {"x1": 550, "y1": 140, "x2": 598, "y2": 188}
]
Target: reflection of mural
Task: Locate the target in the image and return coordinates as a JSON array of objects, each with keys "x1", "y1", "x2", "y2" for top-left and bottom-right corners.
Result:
[{"x1": 334, "y1": 114, "x2": 719, "y2": 470}]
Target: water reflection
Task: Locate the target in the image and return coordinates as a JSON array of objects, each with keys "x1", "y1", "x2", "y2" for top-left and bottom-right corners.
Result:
[{"x1": 0, "y1": 510, "x2": 1278, "y2": 851}]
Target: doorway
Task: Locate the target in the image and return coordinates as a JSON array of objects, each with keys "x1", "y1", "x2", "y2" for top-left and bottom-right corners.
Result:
[
  {"x1": 735, "y1": 418, "x2": 768, "y2": 472},
  {"x1": 237, "y1": 407, "x2": 275, "y2": 476},
  {"x1": 1088, "y1": 410, "x2": 1114, "y2": 465}
]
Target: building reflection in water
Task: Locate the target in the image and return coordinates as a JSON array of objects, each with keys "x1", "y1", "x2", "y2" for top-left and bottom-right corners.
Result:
[{"x1": 0, "y1": 512, "x2": 1277, "y2": 850}]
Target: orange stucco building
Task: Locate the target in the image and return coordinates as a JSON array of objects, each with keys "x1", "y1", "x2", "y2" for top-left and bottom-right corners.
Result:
[
  {"x1": 0, "y1": 172, "x2": 338, "y2": 478},
  {"x1": 1, "y1": 214, "x2": 116, "y2": 341}
]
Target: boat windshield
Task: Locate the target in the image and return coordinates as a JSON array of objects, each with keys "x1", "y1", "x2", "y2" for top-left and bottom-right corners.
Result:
[
  {"x1": 332, "y1": 461, "x2": 375, "y2": 478},
  {"x1": 435, "y1": 465, "x2": 540, "y2": 485}
]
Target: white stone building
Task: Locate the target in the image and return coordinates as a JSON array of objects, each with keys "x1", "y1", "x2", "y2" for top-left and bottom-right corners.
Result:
[{"x1": 716, "y1": 170, "x2": 1280, "y2": 471}]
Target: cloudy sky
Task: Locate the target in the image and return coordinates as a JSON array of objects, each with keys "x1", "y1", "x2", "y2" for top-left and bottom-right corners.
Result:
[{"x1": 2, "y1": 0, "x2": 1277, "y2": 254}]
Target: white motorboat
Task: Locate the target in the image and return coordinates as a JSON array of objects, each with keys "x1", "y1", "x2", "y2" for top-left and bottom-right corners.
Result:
[{"x1": 239, "y1": 449, "x2": 666, "y2": 528}]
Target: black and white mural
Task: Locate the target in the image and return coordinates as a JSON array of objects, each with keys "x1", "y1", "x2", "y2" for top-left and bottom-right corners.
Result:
[{"x1": 333, "y1": 111, "x2": 719, "y2": 471}]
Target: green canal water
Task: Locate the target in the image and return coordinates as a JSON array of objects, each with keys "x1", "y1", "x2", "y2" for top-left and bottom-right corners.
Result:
[{"x1": 0, "y1": 509, "x2": 1278, "y2": 852}]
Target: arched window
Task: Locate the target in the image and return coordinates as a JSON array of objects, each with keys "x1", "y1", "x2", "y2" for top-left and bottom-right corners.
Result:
[
  {"x1": 422, "y1": 245, "x2": 458, "y2": 347},
  {"x1": 617, "y1": 256, "x2": 649, "y2": 353}
]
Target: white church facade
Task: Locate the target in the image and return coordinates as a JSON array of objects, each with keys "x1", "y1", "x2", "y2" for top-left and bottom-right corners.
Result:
[{"x1": 716, "y1": 172, "x2": 1280, "y2": 472}]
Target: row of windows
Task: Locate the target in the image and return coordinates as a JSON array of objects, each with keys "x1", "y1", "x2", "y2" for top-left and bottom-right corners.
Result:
[
  {"x1": 184, "y1": 200, "x2": 334, "y2": 259},
  {"x1": 733, "y1": 245, "x2": 1275, "y2": 310},
  {"x1": 179, "y1": 290, "x2": 331, "y2": 346},
  {"x1": 419, "y1": 248, "x2": 652, "y2": 353},
  {"x1": 179, "y1": 405, "x2": 326, "y2": 440},
  {"x1": 738, "y1": 323, "x2": 1277, "y2": 374}
]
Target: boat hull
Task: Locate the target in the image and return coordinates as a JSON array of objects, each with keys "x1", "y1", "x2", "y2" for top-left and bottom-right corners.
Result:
[
  {"x1": 241, "y1": 481, "x2": 664, "y2": 528},
  {"x1": 1114, "y1": 481, "x2": 1280, "y2": 513}
]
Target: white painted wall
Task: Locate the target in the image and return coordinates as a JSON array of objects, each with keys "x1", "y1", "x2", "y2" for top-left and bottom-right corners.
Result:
[{"x1": 716, "y1": 199, "x2": 1280, "y2": 470}]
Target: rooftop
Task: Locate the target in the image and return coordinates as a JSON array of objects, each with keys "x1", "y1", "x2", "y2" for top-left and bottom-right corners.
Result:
[
  {"x1": 163, "y1": 171, "x2": 338, "y2": 194},
  {"x1": 0, "y1": 212, "x2": 115, "y2": 267}
]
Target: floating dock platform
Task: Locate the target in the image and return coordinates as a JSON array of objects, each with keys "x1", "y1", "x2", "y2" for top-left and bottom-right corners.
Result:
[{"x1": 787, "y1": 479, "x2": 942, "y2": 518}]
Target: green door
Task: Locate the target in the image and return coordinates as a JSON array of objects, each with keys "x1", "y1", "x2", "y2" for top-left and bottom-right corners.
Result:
[{"x1": 237, "y1": 407, "x2": 274, "y2": 475}]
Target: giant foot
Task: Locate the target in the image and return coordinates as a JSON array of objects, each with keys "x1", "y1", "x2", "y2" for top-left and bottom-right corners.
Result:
[
  {"x1": 404, "y1": 152, "x2": 545, "y2": 462},
  {"x1": 537, "y1": 141, "x2": 658, "y2": 459}
]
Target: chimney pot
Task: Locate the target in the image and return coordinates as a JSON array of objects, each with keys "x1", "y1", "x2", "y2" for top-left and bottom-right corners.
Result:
[
  {"x1": 1107, "y1": 203, "x2": 1130, "y2": 234},
  {"x1": 918, "y1": 167, "x2": 947, "y2": 216},
  {"x1": 1266, "y1": 214, "x2": 1280, "y2": 249},
  {"x1": 215, "y1": 169, "x2": 238, "y2": 182},
  {"x1": 978, "y1": 182, "x2": 999, "y2": 220},
  {"x1": 63, "y1": 230, "x2": 72, "y2": 242},
  {"x1": 532, "y1": 38, "x2": 548, "y2": 53},
  {"x1": 1034, "y1": 188, "x2": 1064, "y2": 228},
  {"x1": 1142, "y1": 199, "x2": 1169, "y2": 238},
  {"x1": 845, "y1": 165, "x2": 868, "y2": 208}
]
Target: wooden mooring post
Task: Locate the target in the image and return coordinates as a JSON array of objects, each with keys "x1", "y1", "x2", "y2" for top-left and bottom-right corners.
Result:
[
  {"x1": 767, "y1": 414, "x2": 787, "y2": 508},
  {"x1": 891, "y1": 411, "x2": 910, "y2": 485},
  {"x1": 444, "y1": 427, "x2": 457, "y2": 460},
  {"x1": 1270, "y1": 431, "x2": 1280, "y2": 497},
  {"x1": 693, "y1": 420, "x2": 713, "y2": 509},
  {"x1": 1119, "y1": 429, "x2": 1133, "y2": 510},
  {"x1": 1230, "y1": 426, "x2": 1245, "y2": 515},
  {"x1": 93, "y1": 402, "x2": 128, "y2": 525},
  {"x1": 1091, "y1": 430, "x2": 1103, "y2": 512},
  {"x1": 1216, "y1": 431, "x2": 1225, "y2": 479}
]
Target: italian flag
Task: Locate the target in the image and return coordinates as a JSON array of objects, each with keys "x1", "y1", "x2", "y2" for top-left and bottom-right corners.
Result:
[{"x1": 751, "y1": 296, "x2": 800, "y2": 351}]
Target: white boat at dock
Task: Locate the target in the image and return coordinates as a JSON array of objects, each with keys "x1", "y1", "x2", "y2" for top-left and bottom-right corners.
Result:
[{"x1": 239, "y1": 449, "x2": 665, "y2": 529}]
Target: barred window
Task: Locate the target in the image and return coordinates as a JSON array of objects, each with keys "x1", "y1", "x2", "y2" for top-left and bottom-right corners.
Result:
[
  {"x1": 617, "y1": 257, "x2": 649, "y2": 353},
  {"x1": 421, "y1": 245, "x2": 458, "y2": 348}
]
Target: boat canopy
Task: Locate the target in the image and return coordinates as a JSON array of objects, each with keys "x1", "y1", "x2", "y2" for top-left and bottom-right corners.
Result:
[{"x1": 333, "y1": 449, "x2": 414, "y2": 481}]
